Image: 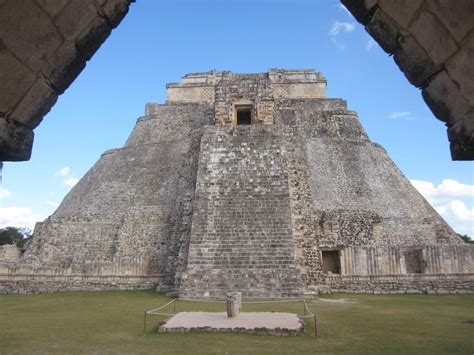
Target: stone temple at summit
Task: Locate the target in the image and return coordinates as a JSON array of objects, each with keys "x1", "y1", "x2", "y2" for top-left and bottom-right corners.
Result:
[{"x1": 0, "y1": 69, "x2": 473, "y2": 297}]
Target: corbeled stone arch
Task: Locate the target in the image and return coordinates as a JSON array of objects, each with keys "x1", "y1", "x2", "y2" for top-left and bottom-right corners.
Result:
[
  {"x1": 0, "y1": 0, "x2": 134, "y2": 161},
  {"x1": 1, "y1": 1, "x2": 473, "y2": 161},
  {"x1": 342, "y1": 0, "x2": 474, "y2": 160}
]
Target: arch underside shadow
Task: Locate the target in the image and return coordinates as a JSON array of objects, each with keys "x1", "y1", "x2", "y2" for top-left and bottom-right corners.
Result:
[{"x1": 0, "y1": 0, "x2": 472, "y2": 161}]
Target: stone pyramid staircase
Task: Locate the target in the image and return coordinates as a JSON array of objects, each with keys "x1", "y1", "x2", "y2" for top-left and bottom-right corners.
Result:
[{"x1": 178, "y1": 125, "x2": 301, "y2": 299}]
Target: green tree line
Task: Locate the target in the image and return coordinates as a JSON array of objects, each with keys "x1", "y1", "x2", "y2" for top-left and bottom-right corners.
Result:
[{"x1": 0, "y1": 227, "x2": 32, "y2": 249}]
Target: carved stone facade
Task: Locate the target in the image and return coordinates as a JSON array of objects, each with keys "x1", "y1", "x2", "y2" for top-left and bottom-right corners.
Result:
[
  {"x1": 167, "y1": 69, "x2": 326, "y2": 126},
  {"x1": 1, "y1": 69, "x2": 473, "y2": 296}
]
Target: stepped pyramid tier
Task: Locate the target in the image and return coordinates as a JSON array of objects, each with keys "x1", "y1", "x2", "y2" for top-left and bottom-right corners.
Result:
[{"x1": 1, "y1": 69, "x2": 473, "y2": 296}]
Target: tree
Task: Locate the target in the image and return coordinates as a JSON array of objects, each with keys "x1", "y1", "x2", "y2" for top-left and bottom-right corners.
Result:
[
  {"x1": 0, "y1": 227, "x2": 32, "y2": 249},
  {"x1": 457, "y1": 233, "x2": 474, "y2": 244}
]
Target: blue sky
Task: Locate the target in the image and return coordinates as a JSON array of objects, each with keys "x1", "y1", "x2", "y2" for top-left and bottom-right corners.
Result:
[{"x1": 1, "y1": 0, "x2": 473, "y2": 236}]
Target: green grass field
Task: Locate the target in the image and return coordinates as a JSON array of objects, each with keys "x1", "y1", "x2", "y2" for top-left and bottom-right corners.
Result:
[{"x1": 1, "y1": 290, "x2": 473, "y2": 354}]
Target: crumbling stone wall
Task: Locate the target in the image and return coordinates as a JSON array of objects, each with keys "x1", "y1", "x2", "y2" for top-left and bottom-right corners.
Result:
[
  {"x1": 0, "y1": 274, "x2": 165, "y2": 294},
  {"x1": 342, "y1": 0, "x2": 474, "y2": 160},
  {"x1": 324, "y1": 273, "x2": 474, "y2": 294},
  {"x1": 1, "y1": 69, "x2": 470, "y2": 295},
  {"x1": 0, "y1": 0, "x2": 133, "y2": 161},
  {"x1": 0, "y1": 245, "x2": 21, "y2": 262},
  {"x1": 279, "y1": 99, "x2": 351, "y2": 285},
  {"x1": 273, "y1": 96, "x2": 461, "y2": 286},
  {"x1": 2, "y1": 102, "x2": 213, "y2": 292}
]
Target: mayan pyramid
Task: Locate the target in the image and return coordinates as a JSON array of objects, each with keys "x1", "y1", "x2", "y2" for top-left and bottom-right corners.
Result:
[{"x1": 1, "y1": 69, "x2": 472, "y2": 297}]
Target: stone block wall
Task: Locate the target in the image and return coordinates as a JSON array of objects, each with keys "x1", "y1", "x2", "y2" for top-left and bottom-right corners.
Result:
[
  {"x1": 323, "y1": 244, "x2": 474, "y2": 294},
  {"x1": 274, "y1": 98, "x2": 461, "y2": 287},
  {"x1": 342, "y1": 0, "x2": 474, "y2": 160},
  {"x1": 213, "y1": 73, "x2": 275, "y2": 125},
  {"x1": 423, "y1": 244, "x2": 474, "y2": 274},
  {"x1": 0, "y1": 274, "x2": 166, "y2": 294},
  {"x1": 179, "y1": 125, "x2": 301, "y2": 299},
  {"x1": 340, "y1": 244, "x2": 474, "y2": 276},
  {"x1": 324, "y1": 273, "x2": 474, "y2": 294},
  {"x1": 0, "y1": 245, "x2": 21, "y2": 262},
  {"x1": 2, "y1": 69, "x2": 471, "y2": 296},
  {"x1": 270, "y1": 69, "x2": 327, "y2": 100},
  {"x1": 166, "y1": 70, "x2": 327, "y2": 127},
  {"x1": 304, "y1": 136, "x2": 458, "y2": 247},
  {"x1": 0, "y1": 102, "x2": 213, "y2": 292},
  {"x1": 0, "y1": 0, "x2": 133, "y2": 161}
]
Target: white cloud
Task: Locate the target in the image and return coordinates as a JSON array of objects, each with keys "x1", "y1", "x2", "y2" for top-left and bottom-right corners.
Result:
[
  {"x1": 410, "y1": 179, "x2": 474, "y2": 205},
  {"x1": 410, "y1": 179, "x2": 474, "y2": 236},
  {"x1": 55, "y1": 166, "x2": 79, "y2": 188},
  {"x1": 0, "y1": 188, "x2": 11, "y2": 199},
  {"x1": 329, "y1": 21, "x2": 355, "y2": 37},
  {"x1": 0, "y1": 207, "x2": 44, "y2": 230},
  {"x1": 64, "y1": 177, "x2": 79, "y2": 188},
  {"x1": 55, "y1": 166, "x2": 70, "y2": 177},
  {"x1": 435, "y1": 200, "x2": 474, "y2": 236},
  {"x1": 329, "y1": 21, "x2": 355, "y2": 50},
  {"x1": 389, "y1": 111, "x2": 412, "y2": 120},
  {"x1": 366, "y1": 38, "x2": 376, "y2": 50},
  {"x1": 436, "y1": 200, "x2": 474, "y2": 223}
]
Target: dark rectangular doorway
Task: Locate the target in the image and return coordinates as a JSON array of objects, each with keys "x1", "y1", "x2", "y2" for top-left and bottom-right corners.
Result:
[
  {"x1": 236, "y1": 108, "x2": 251, "y2": 125},
  {"x1": 322, "y1": 250, "x2": 341, "y2": 274},
  {"x1": 404, "y1": 249, "x2": 423, "y2": 274}
]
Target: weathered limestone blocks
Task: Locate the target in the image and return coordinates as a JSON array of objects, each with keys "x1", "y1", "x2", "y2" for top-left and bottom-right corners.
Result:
[
  {"x1": 0, "y1": 245, "x2": 21, "y2": 262},
  {"x1": 324, "y1": 273, "x2": 474, "y2": 295},
  {"x1": 179, "y1": 124, "x2": 302, "y2": 299},
  {"x1": 303, "y1": 137, "x2": 460, "y2": 247},
  {"x1": 0, "y1": 274, "x2": 165, "y2": 294},
  {"x1": 158, "y1": 311, "x2": 304, "y2": 336},
  {"x1": 0, "y1": 0, "x2": 134, "y2": 161},
  {"x1": 317, "y1": 244, "x2": 474, "y2": 294},
  {"x1": 0, "y1": 116, "x2": 35, "y2": 161},
  {"x1": 1, "y1": 101, "x2": 213, "y2": 292},
  {"x1": 342, "y1": 0, "x2": 474, "y2": 160},
  {"x1": 167, "y1": 69, "x2": 326, "y2": 126},
  {"x1": 340, "y1": 245, "x2": 474, "y2": 276},
  {"x1": 1, "y1": 69, "x2": 471, "y2": 296},
  {"x1": 273, "y1": 94, "x2": 460, "y2": 288}
]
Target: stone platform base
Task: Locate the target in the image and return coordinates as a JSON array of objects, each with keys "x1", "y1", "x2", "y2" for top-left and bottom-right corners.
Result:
[
  {"x1": 158, "y1": 312, "x2": 304, "y2": 336},
  {"x1": 0, "y1": 273, "x2": 168, "y2": 294}
]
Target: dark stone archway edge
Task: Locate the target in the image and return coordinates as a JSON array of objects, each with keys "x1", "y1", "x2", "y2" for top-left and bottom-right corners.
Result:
[
  {"x1": 0, "y1": 0, "x2": 134, "y2": 161},
  {"x1": 1, "y1": 1, "x2": 472, "y2": 161},
  {"x1": 341, "y1": 0, "x2": 474, "y2": 160}
]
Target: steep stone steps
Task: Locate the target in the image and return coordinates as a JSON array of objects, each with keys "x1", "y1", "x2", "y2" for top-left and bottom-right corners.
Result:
[{"x1": 179, "y1": 125, "x2": 301, "y2": 299}]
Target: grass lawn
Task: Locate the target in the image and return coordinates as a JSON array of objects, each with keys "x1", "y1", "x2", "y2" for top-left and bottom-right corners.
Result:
[{"x1": 1, "y1": 290, "x2": 473, "y2": 354}]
